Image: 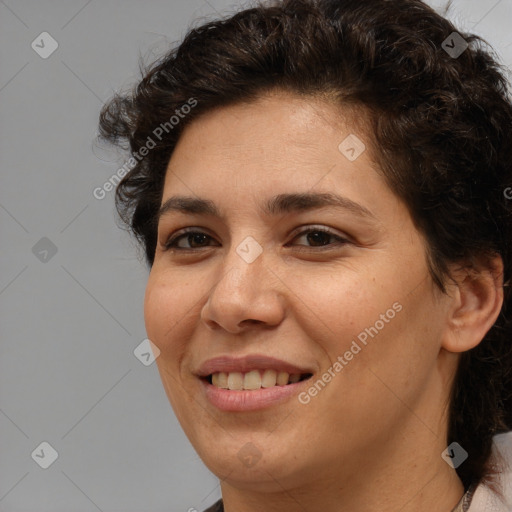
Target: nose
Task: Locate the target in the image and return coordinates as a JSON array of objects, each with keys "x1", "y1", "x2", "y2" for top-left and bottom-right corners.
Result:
[{"x1": 200, "y1": 243, "x2": 286, "y2": 334}]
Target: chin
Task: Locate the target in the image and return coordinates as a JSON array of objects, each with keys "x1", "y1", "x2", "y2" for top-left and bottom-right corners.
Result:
[{"x1": 194, "y1": 432, "x2": 313, "y2": 491}]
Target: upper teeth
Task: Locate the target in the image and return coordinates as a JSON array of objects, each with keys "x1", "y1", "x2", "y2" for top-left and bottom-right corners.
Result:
[{"x1": 211, "y1": 370, "x2": 302, "y2": 390}]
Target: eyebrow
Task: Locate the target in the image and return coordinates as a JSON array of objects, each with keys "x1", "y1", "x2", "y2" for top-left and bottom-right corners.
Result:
[{"x1": 157, "y1": 192, "x2": 376, "y2": 222}]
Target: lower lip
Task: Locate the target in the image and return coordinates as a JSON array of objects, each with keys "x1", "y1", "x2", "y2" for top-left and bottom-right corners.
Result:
[{"x1": 201, "y1": 378, "x2": 312, "y2": 411}]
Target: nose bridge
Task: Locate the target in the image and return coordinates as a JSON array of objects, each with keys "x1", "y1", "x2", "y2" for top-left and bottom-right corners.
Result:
[
  {"x1": 216, "y1": 234, "x2": 267, "y2": 300},
  {"x1": 201, "y1": 234, "x2": 285, "y2": 332}
]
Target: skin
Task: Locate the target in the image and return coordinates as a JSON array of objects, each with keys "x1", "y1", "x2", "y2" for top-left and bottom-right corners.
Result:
[{"x1": 144, "y1": 90, "x2": 504, "y2": 512}]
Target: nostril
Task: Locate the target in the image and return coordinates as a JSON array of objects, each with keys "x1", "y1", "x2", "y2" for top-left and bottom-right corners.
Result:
[{"x1": 241, "y1": 319, "x2": 264, "y2": 326}]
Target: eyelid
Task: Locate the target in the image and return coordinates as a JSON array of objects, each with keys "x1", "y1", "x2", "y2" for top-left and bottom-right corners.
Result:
[{"x1": 288, "y1": 224, "x2": 349, "y2": 242}]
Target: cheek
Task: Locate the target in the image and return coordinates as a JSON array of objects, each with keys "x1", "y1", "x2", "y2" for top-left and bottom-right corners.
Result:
[
  {"x1": 285, "y1": 266, "x2": 395, "y2": 354},
  {"x1": 294, "y1": 259, "x2": 438, "y2": 388},
  {"x1": 339, "y1": 279, "x2": 444, "y2": 412},
  {"x1": 144, "y1": 274, "x2": 201, "y2": 418},
  {"x1": 143, "y1": 272, "x2": 198, "y2": 357}
]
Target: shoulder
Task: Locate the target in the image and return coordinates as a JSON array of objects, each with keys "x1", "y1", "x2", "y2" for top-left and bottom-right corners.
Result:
[{"x1": 468, "y1": 431, "x2": 512, "y2": 511}]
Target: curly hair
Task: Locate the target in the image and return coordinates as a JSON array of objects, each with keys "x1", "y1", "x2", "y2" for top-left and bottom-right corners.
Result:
[{"x1": 98, "y1": 0, "x2": 512, "y2": 491}]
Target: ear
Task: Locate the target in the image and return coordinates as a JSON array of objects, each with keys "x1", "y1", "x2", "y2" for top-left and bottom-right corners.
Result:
[{"x1": 442, "y1": 255, "x2": 505, "y2": 353}]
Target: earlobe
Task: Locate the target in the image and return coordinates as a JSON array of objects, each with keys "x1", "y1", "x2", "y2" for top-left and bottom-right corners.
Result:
[{"x1": 442, "y1": 256, "x2": 504, "y2": 353}]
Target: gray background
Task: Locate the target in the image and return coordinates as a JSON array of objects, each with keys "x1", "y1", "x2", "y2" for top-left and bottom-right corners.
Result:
[{"x1": 1, "y1": 0, "x2": 511, "y2": 511}]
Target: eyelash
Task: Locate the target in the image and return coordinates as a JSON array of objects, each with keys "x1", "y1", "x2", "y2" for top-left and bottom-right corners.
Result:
[{"x1": 162, "y1": 226, "x2": 350, "y2": 252}]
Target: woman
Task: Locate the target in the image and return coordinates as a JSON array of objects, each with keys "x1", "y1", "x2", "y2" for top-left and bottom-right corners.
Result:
[{"x1": 98, "y1": 0, "x2": 512, "y2": 510}]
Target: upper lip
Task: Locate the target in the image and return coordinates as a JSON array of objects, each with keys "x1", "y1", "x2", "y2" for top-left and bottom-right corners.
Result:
[{"x1": 196, "y1": 354, "x2": 314, "y2": 377}]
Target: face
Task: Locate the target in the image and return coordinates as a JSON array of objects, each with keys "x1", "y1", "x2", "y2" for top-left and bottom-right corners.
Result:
[{"x1": 144, "y1": 91, "x2": 455, "y2": 493}]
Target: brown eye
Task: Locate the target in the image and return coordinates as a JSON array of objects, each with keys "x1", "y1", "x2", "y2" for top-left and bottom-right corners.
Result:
[
  {"x1": 291, "y1": 227, "x2": 349, "y2": 249},
  {"x1": 164, "y1": 230, "x2": 219, "y2": 250}
]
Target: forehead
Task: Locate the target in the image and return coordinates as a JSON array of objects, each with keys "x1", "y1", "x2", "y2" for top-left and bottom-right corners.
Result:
[{"x1": 162, "y1": 91, "x2": 381, "y2": 195}]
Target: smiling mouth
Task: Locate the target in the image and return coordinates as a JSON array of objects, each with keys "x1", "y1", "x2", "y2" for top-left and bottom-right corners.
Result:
[{"x1": 204, "y1": 370, "x2": 313, "y2": 390}]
